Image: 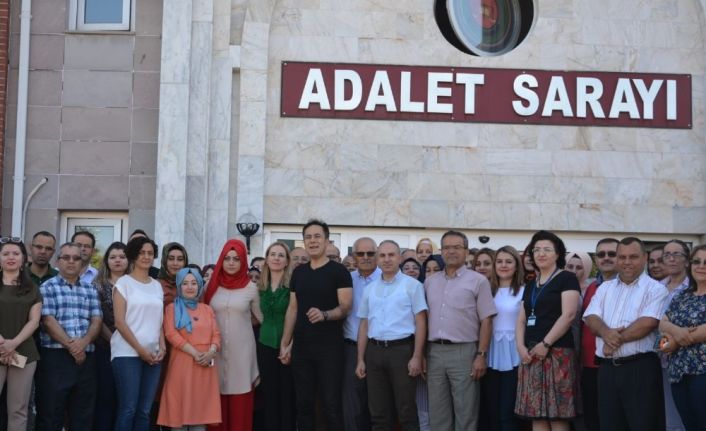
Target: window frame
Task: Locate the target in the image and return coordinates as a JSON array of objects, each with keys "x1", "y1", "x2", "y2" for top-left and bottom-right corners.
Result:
[{"x1": 69, "y1": 0, "x2": 134, "y2": 32}]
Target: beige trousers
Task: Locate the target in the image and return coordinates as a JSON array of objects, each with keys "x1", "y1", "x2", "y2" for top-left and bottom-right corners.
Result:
[{"x1": 0, "y1": 360, "x2": 37, "y2": 431}]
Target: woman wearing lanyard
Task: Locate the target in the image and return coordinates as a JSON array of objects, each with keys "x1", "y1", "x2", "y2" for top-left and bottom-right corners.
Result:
[{"x1": 515, "y1": 231, "x2": 580, "y2": 431}]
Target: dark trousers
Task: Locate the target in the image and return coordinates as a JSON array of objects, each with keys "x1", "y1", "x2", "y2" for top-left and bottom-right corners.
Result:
[
  {"x1": 342, "y1": 341, "x2": 370, "y2": 431},
  {"x1": 36, "y1": 348, "x2": 97, "y2": 431},
  {"x1": 93, "y1": 342, "x2": 116, "y2": 431},
  {"x1": 581, "y1": 366, "x2": 600, "y2": 431},
  {"x1": 671, "y1": 373, "x2": 706, "y2": 431},
  {"x1": 257, "y1": 342, "x2": 296, "y2": 431},
  {"x1": 597, "y1": 353, "x2": 664, "y2": 431},
  {"x1": 483, "y1": 367, "x2": 521, "y2": 431},
  {"x1": 291, "y1": 339, "x2": 344, "y2": 431},
  {"x1": 365, "y1": 340, "x2": 419, "y2": 431}
]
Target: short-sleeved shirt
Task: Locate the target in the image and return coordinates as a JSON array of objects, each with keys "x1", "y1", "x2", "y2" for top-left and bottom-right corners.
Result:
[
  {"x1": 290, "y1": 260, "x2": 352, "y2": 342},
  {"x1": 583, "y1": 272, "x2": 667, "y2": 358},
  {"x1": 110, "y1": 275, "x2": 164, "y2": 359},
  {"x1": 0, "y1": 283, "x2": 43, "y2": 362},
  {"x1": 40, "y1": 275, "x2": 102, "y2": 352},
  {"x1": 425, "y1": 266, "x2": 497, "y2": 343},
  {"x1": 523, "y1": 270, "x2": 580, "y2": 348},
  {"x1": 358, "y1": 271, "x2": 427, "y2": 341},
  {"x1": 665, "y1": 289, "x2": 706, "y2": 383},
  {"x1": 344, "y1": 268, "x2": 382, "y2": 341}
]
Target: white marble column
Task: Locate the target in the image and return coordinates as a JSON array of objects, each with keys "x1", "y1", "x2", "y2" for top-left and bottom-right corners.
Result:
[{"x1": 155, "y1": 0, "x2": 193, "y2": 246}]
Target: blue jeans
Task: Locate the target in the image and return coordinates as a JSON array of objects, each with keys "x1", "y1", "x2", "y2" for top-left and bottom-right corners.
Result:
[
  {"x1": 112, "y1": 357, "x2": 161, "y2": 431},
  {"x1": 671, "y1": 373, "x2": 706, "y2": 431}
]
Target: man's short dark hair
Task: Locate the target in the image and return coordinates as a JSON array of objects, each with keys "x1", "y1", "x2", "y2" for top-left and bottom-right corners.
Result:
[
  {"x1": 125, "y1": 236, "x2": 158, "y2": 262},
  {"x1": 32, "y1": 231, "x2": 56, "y2": 242},
  {"x1": 130, "y1": 229, "x2": 149, "y2": 239},
  {"x1": 378, "y1": 240, "x2": 401, "y2": 254},
  {"x1": 251, "y1": 257, "x2": 265, "y2": 266},
  {"x1": 59, "y1": 242, "x2": 81, "y2": 253},
  {"x1": 619, "y1": 237, "x2": 646, "y2": 253},
  {"x1": 302, "y1": 219, "x2": 330, "y2": 239},
  {"x1": 649, "y1": 245, "x2": 665, "y2": 253},
  {"x1": 71, "y1": 231, "x2": 96, "y2": 247},
  {"x1": 596, "y1": 238, "x2": 619, "y2": 249},
  {"x1": 441, "y1": 230, "x2": 469, "y2": 249}
]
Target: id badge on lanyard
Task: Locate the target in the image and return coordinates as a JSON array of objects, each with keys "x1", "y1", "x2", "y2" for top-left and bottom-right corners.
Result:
[{"x1": 527, "y1": 314, "x2": 537, "y2": 327}]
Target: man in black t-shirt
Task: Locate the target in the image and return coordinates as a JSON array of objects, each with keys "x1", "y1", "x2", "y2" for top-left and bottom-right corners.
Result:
[{"x1": 280, "y1": 219, "x2": 353, "y2": 431}]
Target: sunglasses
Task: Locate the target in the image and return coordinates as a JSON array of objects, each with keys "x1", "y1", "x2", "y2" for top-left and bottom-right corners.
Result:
[
  {"x1": 58, "y1": 255, "x2": 82, "y2": 262},
  {"x1": 0, "y1": 237, "x2": 22, "y2": 244},
  {"x1": 691, "y1": 259, "x2": 706, "y2": 267},
  {"x1": 595, "y1": 251, "x2": 617, "y2": 258},
  {"x1": 355, "y1": 251, "x2": 376, "y2": 258}
]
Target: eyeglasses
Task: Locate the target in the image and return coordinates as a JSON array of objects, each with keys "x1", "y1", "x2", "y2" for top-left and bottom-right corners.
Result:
[
  {"x1": 532, "y1": 247, "x2": 555, "y2": 255},
  {"x1": 663, "y1": 252, "x2": 686, "y2": 260},
  {"x1": 595, "y1": 251, "x2": 617, "y2": 258},
  {"x1": 691, "y1": 259, "x2": 706, "y2": 267},
  {"x1": 354, "y1": 251, "x2": 376, "y2": 257},
  {"x1": 441, "y1": 245, "x2": 465, "y2": 251},
  {"x1": 58, "y1": 255, "x2": 82, "y2": 262},
  {"x1": 0, "y1": 237, "x2": 21, "y2": 244},
  {"x1": 31, "y1": 244, "x2": 54, "y2": 252}
]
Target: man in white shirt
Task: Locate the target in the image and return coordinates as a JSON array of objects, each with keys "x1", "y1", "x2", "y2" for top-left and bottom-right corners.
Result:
[
  {"x1": 356, "y1": 240, "x2": 427, "y2": 431},
  {"x1": 342, "y1": 237, "x2": 380, "y2": 431},
  {"x1": 71, "y1": 231, "x2": 98, "y2": 284},
  {"x1": 584, "y1": 237, "x2": 668, "y2": 431}
]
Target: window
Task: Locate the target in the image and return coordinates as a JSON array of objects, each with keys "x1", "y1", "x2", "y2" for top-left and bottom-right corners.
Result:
[
  {"x1": 69, "y1": 0, "x2": 133, "y2": 31},
  {"x1": 60, "y1": 212, "x2": 129, "y2": 266}
]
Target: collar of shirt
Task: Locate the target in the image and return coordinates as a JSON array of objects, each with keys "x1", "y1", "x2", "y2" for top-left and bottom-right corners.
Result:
[
  {"x1": 353, "y1": 267, "x2": 382, "y2": 284},
  {"x1": 660, "y1": 275, "x2": 690, "y2": 291},
  {"x1": 81, "y1": 265, "x2": 98, "y2": 277},
  {"x1": 444, "y1": 265, "x2": 467, "y2": 280},
  {"x1": 56, "y1": 274, "x2": 83, "y2": 288},
  {"x1": 617, "y1": 274, "x2": 641, "y2": 288},
  {"x1": 381, "y1": 270, "x2": 402, "y2": 285}
]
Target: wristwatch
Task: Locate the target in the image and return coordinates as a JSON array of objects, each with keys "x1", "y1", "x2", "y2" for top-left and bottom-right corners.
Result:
[
  {"x1": 542, "y1": 340, "x2": 552, "y2": 349},
  {"x1": 322, "y1": 310, "x2": 329, "y2": 321},
  {"x1": 476, "y1": 350, "x2": 487, "y2": 358}
]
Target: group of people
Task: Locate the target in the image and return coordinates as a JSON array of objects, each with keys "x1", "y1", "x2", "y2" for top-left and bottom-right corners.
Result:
[{"x1": 0, "y1": 220, "x2": 703, "y2": 431}]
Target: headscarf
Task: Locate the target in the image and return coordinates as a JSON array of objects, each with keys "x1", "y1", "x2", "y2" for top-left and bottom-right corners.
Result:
[
  {"x1": 173, "y1": 267, "x2": 204, "y2": 333},
  {"x1": 158, "y1": 242, "x2": 190, "y2": 282},
  {"x1": 419, "y1": 254, "x2": 445, "y2": 283},
  {"x1": 566, "y1": 251, "x2": 593, "y2": 288},
  {"x1": 204, "y1": 239, "x2": 250, "y2": 304}
]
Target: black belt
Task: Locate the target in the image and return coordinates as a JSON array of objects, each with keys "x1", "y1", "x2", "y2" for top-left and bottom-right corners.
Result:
[
  {"x1": 596, "y1": 352, "x2": 655, "y2": 367},
  {"x1": 344, "y1": 338, "x2": 357, "y2": 346},
  {"x1": 369, "y1": 335, "x2": 414, "y2": 347},
  {"x1": 430, "y1": 339, "x2": 460, "y2": 345}
]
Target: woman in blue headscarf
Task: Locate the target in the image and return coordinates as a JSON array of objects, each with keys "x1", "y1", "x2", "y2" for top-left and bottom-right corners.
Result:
[{"x1": 158, "y1": 268, "x2": 222, "y2": 430}]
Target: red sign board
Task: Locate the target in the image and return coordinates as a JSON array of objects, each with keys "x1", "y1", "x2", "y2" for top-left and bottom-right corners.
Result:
[{"x1": 280, "y1": 61, "x2": 692, "y2": 129}]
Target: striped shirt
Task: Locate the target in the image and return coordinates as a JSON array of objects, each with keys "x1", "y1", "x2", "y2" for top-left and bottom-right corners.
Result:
[
  {"x1": 583, "y1": 272, "x2": 667, "y2": 358},
  {"x1": 40, "y1": 275, "x2": 102, "y2": 352}
]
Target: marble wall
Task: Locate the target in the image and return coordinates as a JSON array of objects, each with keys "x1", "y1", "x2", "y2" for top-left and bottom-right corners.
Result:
[{"x1": 254, "y1": 0, "x2": 706, "y2": 236}]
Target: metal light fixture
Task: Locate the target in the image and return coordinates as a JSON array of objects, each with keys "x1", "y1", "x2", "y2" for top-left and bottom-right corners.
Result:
[{"x1": 236, "y1": 213, "x2": 260, "y2": 253}]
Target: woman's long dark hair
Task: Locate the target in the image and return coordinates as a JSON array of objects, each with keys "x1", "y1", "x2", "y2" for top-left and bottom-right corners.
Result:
[{"x1": 0, "y1": 241, "x2": 36, "y2": 297}]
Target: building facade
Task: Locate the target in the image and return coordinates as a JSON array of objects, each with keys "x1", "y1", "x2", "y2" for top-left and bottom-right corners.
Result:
[{"x1": 3, "y1": 0, "x2": 706, "y2": 263}]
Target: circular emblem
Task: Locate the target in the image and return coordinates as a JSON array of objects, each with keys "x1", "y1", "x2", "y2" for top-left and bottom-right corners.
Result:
[{"x1": 436, "y1": 0, "x2": 534, "y2": 56}]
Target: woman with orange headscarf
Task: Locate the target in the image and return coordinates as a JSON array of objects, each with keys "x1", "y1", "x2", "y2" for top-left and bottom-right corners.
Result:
[{"x1": 204, "y1": 240, "x2": 262, "y2": 431}]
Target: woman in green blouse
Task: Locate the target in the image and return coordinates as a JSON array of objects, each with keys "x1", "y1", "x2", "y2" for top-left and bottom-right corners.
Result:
[
  {"x1": 256, "y1": 241, "x2": 296, "y2": 431},
  {"x1": 0, "y1": 238, "x2": 42, "y2": 431}
]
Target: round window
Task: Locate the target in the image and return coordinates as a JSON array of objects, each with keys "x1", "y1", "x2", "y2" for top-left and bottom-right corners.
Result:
[{"x1": 435, "y1": 0, "x2": 535, "y2": 57}]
